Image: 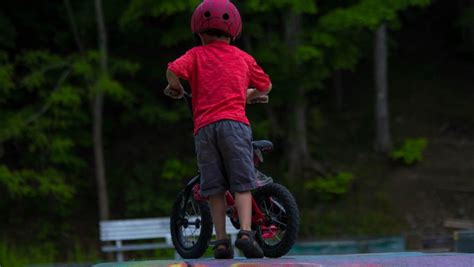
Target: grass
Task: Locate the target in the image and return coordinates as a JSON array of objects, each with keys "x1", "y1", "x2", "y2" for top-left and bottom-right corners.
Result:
[
  {"x1": 0, "y1": 240, "x2": 101, "y2": 267},
  {"x1": 0, "y1": 240, "x2": 55, "y2": 267}
]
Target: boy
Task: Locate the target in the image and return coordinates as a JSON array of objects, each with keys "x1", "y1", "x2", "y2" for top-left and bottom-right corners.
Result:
[{"x1": 165, "y1": 0, "x2": 272, "y2": 259}]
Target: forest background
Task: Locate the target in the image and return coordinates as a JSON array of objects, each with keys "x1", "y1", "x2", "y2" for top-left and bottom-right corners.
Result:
[{"x1": 1, "y1": 0, "x2": 473, "y2": 265}]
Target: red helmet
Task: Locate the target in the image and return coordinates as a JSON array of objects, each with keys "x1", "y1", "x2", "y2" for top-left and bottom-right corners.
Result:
[{"x1": 191, "y1": 0, "x2": 242, "y2": 39}]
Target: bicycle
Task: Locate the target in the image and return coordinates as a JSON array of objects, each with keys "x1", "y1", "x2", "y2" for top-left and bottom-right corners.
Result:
[{"x1": 165, "y1": 87, "x2": 299, "y2": 258}]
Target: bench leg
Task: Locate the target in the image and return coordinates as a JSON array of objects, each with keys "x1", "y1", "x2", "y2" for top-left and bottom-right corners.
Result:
[
  {"x1": 230, "y1": 234, "x2": 239, "y2": 258},
  {"x1": 116, "y1": 240, "x2": 124, "y2": 262},
  {"x1": 117, "y1": 251, "x2": 124, "y2": 262}
]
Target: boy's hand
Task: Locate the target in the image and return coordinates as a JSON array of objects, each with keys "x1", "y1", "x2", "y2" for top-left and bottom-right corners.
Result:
[
  {"x1": 246, "y1": 88, "x2": 269, "y2": 104},
  {"x1": 247, "y1": 95, "x2": 269, "y2": 104},
  {"x1": 164, "y1": 84, "x2": 184, "y2": 99}
]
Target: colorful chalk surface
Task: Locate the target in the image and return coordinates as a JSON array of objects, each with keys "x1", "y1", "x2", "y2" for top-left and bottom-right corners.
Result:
[{"x1": 94, "y1": 252, "x2": 474, "y2": 267}]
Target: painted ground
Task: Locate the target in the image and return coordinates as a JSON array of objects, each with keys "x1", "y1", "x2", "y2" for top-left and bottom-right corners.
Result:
[{"x1": 94, "y1": 252, "x2": 474, "y2": 267}]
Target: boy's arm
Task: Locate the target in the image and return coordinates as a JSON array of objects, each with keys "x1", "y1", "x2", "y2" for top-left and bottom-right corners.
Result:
[
  {"x1": 247, "y1": 55, "x2": 271, "y2": 103},
  {"x1": 165, "y1": 69, "x2": 184, "y2": 99},
  {"x1": 247, "y1": 83, "x2": 272, "y2": 104},
  {"x1": 166, "y1": 49, "x2": 195, "y2": 99}
]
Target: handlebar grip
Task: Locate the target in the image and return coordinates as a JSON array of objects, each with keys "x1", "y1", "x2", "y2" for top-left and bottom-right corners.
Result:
[
  {"x1": 164, "y1": 87, "x2": 182, "y2": 98},
  {"x1": 248, "y1": 95, "x2": 269, "y2": 104}
]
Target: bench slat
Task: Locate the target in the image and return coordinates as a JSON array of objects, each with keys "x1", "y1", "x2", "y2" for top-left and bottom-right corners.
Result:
[
  {"x1": 101, "y1": 224, "x2": 169, "y2": 231},
  {"x1": 101, "y1": 224, "x2": 169, "y2": 229},
  {"x1": 100, "y1": 219, "x2": 168, "y2": 226},
  {"x1": 101, "y1": 228, "x2": 170, "y2": 234},
  {"x1": 101, "y1": 233, "x2": 173, "y2": 241},
  {"x1": 101, "y1": 220, "x2": 169, "y2": 225},
  {"x1": 101, "y1": 228, "x2": 169, "y2": 235},
  {"x1": 101, "y1": 243, "x2": 173, "y2": 252}
]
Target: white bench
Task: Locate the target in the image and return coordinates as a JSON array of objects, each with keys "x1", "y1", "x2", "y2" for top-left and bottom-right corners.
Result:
[{"x1": 99, "y1": 217, "x2": 239, "y2": 261}]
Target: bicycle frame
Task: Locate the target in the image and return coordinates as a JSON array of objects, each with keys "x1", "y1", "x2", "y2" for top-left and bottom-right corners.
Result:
[{"x1": 180, "y1": 173, "x2": 267, "y2": 228}]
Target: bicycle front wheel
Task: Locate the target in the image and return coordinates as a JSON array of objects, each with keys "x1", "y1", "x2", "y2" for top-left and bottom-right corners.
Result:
[{"x1": 170, "y1": 189, "x2": 213, "y2": 258}]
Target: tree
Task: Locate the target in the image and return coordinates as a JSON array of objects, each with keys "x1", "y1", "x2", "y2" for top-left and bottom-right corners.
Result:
[
  {"x1": 317, "y1": 0, "x2": 431, "y2": 154},
  {"x1": 93, "y1": 0, "x2": 110, "y2": 220},
  {"x1": 374, "y1": 23, "x2": 392, "y2": 152},
  {"x1": 284, "y1": 10, "x2": 327, "y2": 178}
]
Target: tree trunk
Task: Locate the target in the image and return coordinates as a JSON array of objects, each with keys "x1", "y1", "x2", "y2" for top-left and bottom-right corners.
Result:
[
  {"x1": 284, "y1": 12, "x2": 326, "y2": 178},
  {"x1": 64, "y1": 0, "x2": 84, "y2": 53},
  {"x1": 94, "y1": 0, "x2": 110, "y2": 221},
  {"x1": 374, "y1": 23, "x2": 392, "y2": 153},
  {"x1": 288, "y1": 87, "x2": 310, "y2": 176},
  {"x1": 65, "y1": 0, "x2": 110, "y2": 220},
  {"x1": 333, "y1": 70, "x2": 344, "y2": 111}
]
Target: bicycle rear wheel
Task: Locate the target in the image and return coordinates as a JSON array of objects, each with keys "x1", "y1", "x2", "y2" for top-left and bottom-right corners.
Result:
[
  {"x1": 253, "y1": 183, "x2": 299, "y2": 258},
  {"x1": 170, "y1": 189, "x2": 213, "y2": 258}
]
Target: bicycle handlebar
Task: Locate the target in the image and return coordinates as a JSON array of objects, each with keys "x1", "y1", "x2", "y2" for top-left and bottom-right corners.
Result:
[{"x1": 164, "y1": 86, "x2": 269, "y2": 105}]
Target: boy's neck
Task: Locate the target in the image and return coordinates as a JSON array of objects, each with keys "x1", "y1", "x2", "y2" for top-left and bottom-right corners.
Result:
[{"x1": 200, "y1": 34, "x2": 231, "y2": 45}]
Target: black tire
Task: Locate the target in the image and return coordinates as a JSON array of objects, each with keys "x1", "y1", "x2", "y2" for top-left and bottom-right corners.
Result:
[
  {"x1": 253, "y1": 183, "x2": 299, "y2": 258},
  {"x1": 170, "y1": 189, "x2": 213, "y2": 259}
]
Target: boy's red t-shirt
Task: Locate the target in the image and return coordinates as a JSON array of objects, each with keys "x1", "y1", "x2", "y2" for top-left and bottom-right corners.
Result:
[{"x1": 168, "y1": 40, "x2": 271, "y2": 135}]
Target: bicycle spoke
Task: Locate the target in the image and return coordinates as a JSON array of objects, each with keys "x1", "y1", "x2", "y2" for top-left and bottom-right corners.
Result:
[
  {"x1": 190, "y1": 200, "x2": 198, "y2": 216},
  {"x1": 271, "y1": 217, "x2": 287, "y2": 228},
  {"x1": 263, "y1": 200, "x2": 269, "y2": 214},
  {"x1": 179, "y1": 197, "x2": 203, "y2": 249},
  {"x1": 258, "y1": 195, "x2": 290, "y2": 246}
]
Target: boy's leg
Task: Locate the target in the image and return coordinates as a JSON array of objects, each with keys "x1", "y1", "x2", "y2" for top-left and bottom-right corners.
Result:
[
  {"x1": 209, "y1": 193, "x2": 234, "y2": 259},
  {"x1": 217, "y1": 121, "x2": 263, "y2": 258},
  {"x1": 235, "y1": 191, "x2": 252, "y2": 231},
  {"x1": 234, "y1": 190, "x2": 264, "y2": 258},
  {"x1": 209, "y1": 193, "x2": 227, "y2": 241},
  {"x1": 195, "y1": 123, "x2": 233, "y2": 258},
  {"x1": 216, "y1": 120, "x2": 256, "y2": 234}
]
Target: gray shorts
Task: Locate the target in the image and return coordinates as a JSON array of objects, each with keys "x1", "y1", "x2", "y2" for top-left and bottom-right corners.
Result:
[{"x1": 195, "y1": 120, "x2": 256, "y2": 197}]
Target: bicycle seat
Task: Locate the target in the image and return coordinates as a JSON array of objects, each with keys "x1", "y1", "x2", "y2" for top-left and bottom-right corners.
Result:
[{"x1": 252, "y1": 140, "x2": 273, "y2": 152}]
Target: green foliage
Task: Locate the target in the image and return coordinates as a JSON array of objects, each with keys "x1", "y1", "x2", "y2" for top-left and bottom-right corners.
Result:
[
  {"x1": 123, "y1": 157, "x2": 196, "y2": 217},
  {"x1": 161, "y1": 158, "x2": 195, "y2": 180},
  {"x1": 0, "y1": 53, "x2": 14, "y2": 98},
  {"x1": 135, "y1": 104, "x2": 185, "y2": 124},
  {"x1": 92, "y1": 76, "x2": 132, "y2": 104},
  {"x1": 320, "y1": 0, "x2": 431, "y2": 31},
  {"x1": 0, "y1": 240, "x2": 56, "y2": 267},
  {"x1": 67, "y1": 242, "x2": 100, "y2": 263},
  {"x1": 296, "y1": 45, "x2": 323, "y2": 62},
  {"x1": 17, "y1": 50, "x2": 64, "y2": 70},
  {"x1": 121, "y1": 0, "x2": 200, "y2": 27},
  {"x1": 244, "y1": 0, "x2": 317, "y2": 13},
  {"x1": 72, "y1": 58, "x2": 95, "y2": 81},
  {"x1": 251, "y1": 119, "x2": 271, "y2": 139},
  {"x1": 310, "y1": 208, "x2": 402, "y2": 236},
  {"x1": 49, "y1": 85, "x2": 82, "y2": 107},
  {"x1": 390, "y1": 138, "x2": 428, "y2": 165},
  {"x1": 0, "y1": 166, "x2": 74, "y2": 199},
  {"x1": 0, "y1": 240, "x2": 99, "y2": 266},
  {"x1": 305, "y1": 172, "x2": 354, "y2": 197},
  {"x1": 70, "y1": 51, "x2": 139, "y2": 106}
]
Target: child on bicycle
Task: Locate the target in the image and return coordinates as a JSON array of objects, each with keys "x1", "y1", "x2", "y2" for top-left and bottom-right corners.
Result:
[{"x1": 165, "y1": 0, "x2": 272, "y2": 259}]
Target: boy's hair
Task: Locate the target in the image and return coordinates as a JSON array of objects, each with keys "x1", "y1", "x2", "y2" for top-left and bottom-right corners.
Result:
[{"x1": 202, "y1": 29, "x2": 232, "y2": 38}]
